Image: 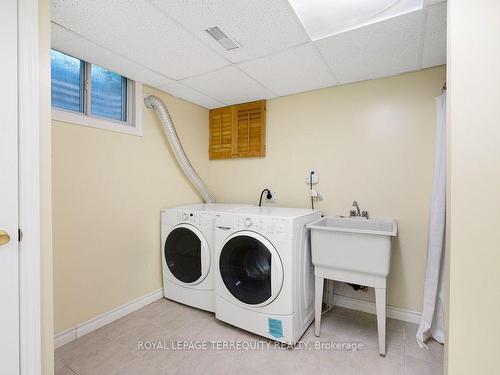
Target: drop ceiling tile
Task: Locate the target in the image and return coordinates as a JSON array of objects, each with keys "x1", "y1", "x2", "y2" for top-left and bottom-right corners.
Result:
[
  {"x1": 238, "y1": 43, "x2": 337, "y2": 96},
  {"x1": 150, "y1": 0, "x2": 309, "y2": 63},
  {"x1": 158, "y1": 82, "x2": 224, "y2": 109},
  {"x1": 52, "y1": 23, "x2": 173, "y2": 87},
  {"x1": 315, "y1": 10, "x2": 424, "y2": 85},
  {"x1": 422, "y1": 2, "x2": 447, "y2": 68},
  {"x1": 180, "y1": 66, "x2": 276, "y2": 105},
  {"x1": 51, "y1": 0, "x2": 229, "y2": 80},
  {"x1": 52, "y1": 22, "x2": 145, "y2": 80},
  {"x1": 135, "y1": 69, "x2": 172, "y2": 87}
]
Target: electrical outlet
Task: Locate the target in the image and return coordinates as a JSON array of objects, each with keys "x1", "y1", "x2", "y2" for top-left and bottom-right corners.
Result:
[
  {"x1": 310, "y1": 190, "x2": 324, "y2": 201},
  {"x1": 305, "y1": 171, "x2": 319, "y2": 184},
  {"x1": 266, "y1": 191, "x2": 277, "y2": 203}
]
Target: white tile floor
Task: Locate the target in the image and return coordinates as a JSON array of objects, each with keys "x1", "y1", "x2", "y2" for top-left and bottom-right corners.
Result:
[{"x1": 55, "y1": 299, "x2": 444, "y2": 375}]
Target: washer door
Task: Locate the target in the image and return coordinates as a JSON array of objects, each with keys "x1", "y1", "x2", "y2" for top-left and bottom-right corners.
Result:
[
  {"x1": 165, "y1": 224, "x2": 210, "y2": 285},
  {"x1": 219, "y1": 231, "x2": 283, "y2": 306}
]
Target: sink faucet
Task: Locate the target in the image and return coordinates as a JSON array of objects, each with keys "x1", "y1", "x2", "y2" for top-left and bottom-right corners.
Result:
[
  {"x1": 352, "y1": 201, "x2": 361, "y2": 216},
  {"x1": 350, "y1": 201, "x2": 369, "y2": 218}
]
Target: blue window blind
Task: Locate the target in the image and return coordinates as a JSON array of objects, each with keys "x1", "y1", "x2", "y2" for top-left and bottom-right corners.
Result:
[
  {"x1": 51, "y1": 49, "x2": 130, "y2": 124},
  {"x1": 51, "y1": 49, "x2": 84, "y2": 112},
  {"x1": 91, "y1": 65, "x2": 127, "y2": 122}
]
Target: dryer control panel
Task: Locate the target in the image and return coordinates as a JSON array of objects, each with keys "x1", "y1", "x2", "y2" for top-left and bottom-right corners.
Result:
[{"x1": 176, "y1": 210, "x2": 213, "y2": 228}]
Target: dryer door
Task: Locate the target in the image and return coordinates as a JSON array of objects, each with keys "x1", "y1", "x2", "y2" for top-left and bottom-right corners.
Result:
[
  {"x1": 165, "y1": 224, "x2": 210, "y2": 285},
  {"x1": 219, "y1": 231, "x2": 283, "y2": 307}
]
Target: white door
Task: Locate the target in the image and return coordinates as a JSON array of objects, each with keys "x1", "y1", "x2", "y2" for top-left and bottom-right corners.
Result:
[
  {"x1": 218, "y1": 231, "x2": 284, "y2": 307},
  {"x1": 0, "y1": 0, "x2": 20, "y2": 374},
  {"x1": 163, "y1": 224, "x2": 211, "y2": 285}
]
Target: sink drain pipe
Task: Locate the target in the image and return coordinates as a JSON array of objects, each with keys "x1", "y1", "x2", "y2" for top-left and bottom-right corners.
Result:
[{"x1": 144, "y1": 95, "x2": 216, "y2": 204}]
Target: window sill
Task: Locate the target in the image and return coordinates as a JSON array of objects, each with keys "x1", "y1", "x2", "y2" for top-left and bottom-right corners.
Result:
[{"x1": 52, "y1": 82, "x2": 143, "y2": 136}]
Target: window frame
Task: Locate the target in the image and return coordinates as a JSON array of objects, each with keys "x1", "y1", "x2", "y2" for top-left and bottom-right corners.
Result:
[{"x1": 51, "y1": 49, "x2": 143, "y2": 136}]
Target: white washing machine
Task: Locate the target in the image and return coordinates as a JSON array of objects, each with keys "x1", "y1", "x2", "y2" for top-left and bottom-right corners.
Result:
[
  {"x1": 214, "y1": 206, "x2": 321, "y2": 344},
  {"x1": 161, "y1": 203, "x2": 249, "y2": 312}
]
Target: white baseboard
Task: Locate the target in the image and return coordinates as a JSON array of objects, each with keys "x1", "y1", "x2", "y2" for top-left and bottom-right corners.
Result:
[
  {"x1": 54, "y1": 327, "x2": 77, "y2": 349},
  {"x1": 54, "y1": 289, "x2": 419, "y2": 349},
  {"x1": 54, "y1": 289, "x2": 163, "y2": 349},
  {"x1": 333, "y1": 294, "x2": 421, "y2": 324}
]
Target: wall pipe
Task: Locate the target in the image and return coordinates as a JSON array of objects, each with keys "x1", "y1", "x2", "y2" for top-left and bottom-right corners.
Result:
[{"x1": 144, "y1": 95, "x2": 216, "y2": 203}]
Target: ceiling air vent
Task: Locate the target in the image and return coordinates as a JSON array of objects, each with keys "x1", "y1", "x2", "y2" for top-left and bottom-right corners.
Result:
[{"x1": 205, "y1": 27, "x2": 240, "y2": 51}]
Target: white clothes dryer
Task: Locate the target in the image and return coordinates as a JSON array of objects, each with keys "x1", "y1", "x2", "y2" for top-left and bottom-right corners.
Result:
[{"x1": 161, "y1": 203, "x2": 249, "y2": 312}]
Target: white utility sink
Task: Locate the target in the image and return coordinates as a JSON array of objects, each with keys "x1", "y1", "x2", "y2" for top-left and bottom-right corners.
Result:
[
  {"x1": 307, "y1": 215, "x2": 398, "y2": 356},
  {"x1": 307, "y1": 216, "x2": 397, "y2": 277}
]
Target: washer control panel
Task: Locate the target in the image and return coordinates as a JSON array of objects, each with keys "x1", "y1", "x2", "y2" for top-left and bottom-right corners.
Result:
[
  {"x1": 237, "y1": 216, "x2": 267, "y2": 232},
  {"x1": 269, "y1": 218, "x2": 288, "y2": 237},
  {"x1": 235, "y1": 216, "x2": 290, "y2": 239}
]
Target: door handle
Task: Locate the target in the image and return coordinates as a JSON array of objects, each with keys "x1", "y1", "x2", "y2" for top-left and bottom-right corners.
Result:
[{"x1": 0, "y1": 230, "x2": 11, "y2": 246}]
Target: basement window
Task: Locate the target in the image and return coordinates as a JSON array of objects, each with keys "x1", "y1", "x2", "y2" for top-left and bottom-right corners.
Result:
[{"x1": 51, "y1": 49, "x2": 143, "y2": 136}]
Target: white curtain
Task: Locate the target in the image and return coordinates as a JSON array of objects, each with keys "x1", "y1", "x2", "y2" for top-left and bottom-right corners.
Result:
[{"x1": 416, "y1": 92, "x2": 447, "y2": 347}]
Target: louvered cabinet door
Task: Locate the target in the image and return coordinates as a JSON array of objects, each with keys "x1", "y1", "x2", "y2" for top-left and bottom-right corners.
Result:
[
  {"x1": 235, "y1": 100, "x2": 266, "y2": 158},
  {"x1": 209, "y1": 106, "x2": 235, "y2": 159},
  {"x1": 209, "y1": 100, "x2": 266, "y2": 159}
]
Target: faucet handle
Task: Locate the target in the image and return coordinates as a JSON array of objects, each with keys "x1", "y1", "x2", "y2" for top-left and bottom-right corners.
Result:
[
  {"x1": 349, "y1": 209, "x2": 357, "y2": 217},
  {"x1": 362, "y1": 211, "x2": 369, "y2": 218}
]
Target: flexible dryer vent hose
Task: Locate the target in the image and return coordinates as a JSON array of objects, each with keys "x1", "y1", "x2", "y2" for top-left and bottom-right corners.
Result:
[{"x1": 144, "y1": 95, "x2": 216, "y2": 203}]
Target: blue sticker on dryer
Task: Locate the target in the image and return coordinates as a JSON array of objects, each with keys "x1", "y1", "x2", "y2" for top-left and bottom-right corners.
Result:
[{"x1": 268, "y1": 318, "x2": 283, "y2": 338}]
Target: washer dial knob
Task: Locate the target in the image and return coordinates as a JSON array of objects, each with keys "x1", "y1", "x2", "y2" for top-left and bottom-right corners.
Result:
[{"x1": 244, "y1": 218, "x2": 253, "y2": 227}]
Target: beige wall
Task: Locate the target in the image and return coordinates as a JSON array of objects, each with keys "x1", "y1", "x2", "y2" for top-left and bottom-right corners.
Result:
[
  {"x1": 205, "y1": 66, "x2": 446, "y2": 312},
  {"x1": 53, "y1": 66, "x2": 444, "y2": 332},
  {"x1": 40, "y1": 0, "x2": 54, "y2": 373},
  {"x1": 447, "y1": 1, "x2": 500, "y2": 373},
  {"x1": 52, "y1": 87, "x2": 209, "y2": 333}
]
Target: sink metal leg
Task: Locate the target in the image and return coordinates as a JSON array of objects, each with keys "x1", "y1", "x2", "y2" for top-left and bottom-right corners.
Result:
[
  {"x1": 375, "y1": 287, "x2": 386, "y2": 356},
  {"x1": 314, "y1": 276, "x2": 324, "y2": 337}
]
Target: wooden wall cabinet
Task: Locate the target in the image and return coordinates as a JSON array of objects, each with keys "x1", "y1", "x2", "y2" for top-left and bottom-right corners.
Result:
[{"x1": 209, "y1": 100, "x2": 266, "y2": 159}]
